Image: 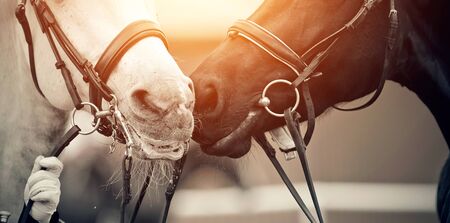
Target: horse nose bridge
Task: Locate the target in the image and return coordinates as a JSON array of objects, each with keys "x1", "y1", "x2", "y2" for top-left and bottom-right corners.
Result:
[{"x1": 129, "y1": 78, "x2": 193, "y2": 116}]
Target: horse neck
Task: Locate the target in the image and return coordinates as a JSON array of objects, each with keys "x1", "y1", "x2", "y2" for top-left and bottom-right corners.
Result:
[
  {"x1": 0, "y1": 1, "x2": 66, "y2": 219},
  {"x1": 389, "y1": 1, "x2": 450, "y2": 146}
]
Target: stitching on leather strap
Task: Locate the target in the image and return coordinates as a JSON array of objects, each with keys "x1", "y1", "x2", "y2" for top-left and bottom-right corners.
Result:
[{"x1": 229, "y1": 20, "x2": 307, "y2": 73}]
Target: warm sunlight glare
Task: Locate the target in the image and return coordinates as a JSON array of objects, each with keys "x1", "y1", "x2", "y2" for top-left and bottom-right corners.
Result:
[{"x1": 155, "y1": 0, "x2": 263, "y2": 40}]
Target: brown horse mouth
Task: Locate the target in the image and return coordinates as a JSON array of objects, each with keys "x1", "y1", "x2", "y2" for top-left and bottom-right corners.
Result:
[{"x1": 199, "y1": 110, "x2": 263, "y2": 158}]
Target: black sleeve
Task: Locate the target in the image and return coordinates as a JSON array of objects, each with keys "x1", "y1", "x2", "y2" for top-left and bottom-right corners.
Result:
[
  {"x1": 49, "y1": 211, "x2": 60, "y2": 223},
  {"x1": 18, "y1": 204, "x2": 60, "y2": 223}
]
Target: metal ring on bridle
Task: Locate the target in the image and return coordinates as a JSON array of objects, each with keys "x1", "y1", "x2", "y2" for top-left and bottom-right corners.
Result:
[
  {"x1": 260, "y1": 79, "x2": 300, "y2": 117},
  {"x1": 71, "y1": 102, "x2": 101, "y2": 135}
]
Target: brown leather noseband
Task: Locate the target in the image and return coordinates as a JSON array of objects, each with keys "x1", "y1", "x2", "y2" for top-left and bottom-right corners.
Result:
[{"x1": 90, "y1": 20, "x2": 169, "y2": 116}]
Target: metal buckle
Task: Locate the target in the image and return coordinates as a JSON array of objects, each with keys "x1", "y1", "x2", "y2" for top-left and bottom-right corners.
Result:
[
  {"x1": 268, "y1": 126, "x2": 298, "y2": 161},
  {"x1": 259, "y1": 79, "x2": 300, "y2": 117},
  {"x1": 108, "y1": 95, "x2": 136, "y2": 157},
  {"x1": 389, "y1": 9, "x2": 398, "y2": 19}
]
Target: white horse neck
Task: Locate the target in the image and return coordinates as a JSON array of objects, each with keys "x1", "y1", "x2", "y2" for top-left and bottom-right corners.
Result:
[{"x1": 0, "y1": 1, "x2": 68, "y2": 220}]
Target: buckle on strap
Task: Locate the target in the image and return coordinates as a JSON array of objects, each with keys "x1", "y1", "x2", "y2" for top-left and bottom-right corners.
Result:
[{"x1": 268, "y1": 126, "x2": 297, "y2": 161}]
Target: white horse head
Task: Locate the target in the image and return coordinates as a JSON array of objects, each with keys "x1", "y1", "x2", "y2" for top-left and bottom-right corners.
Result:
[{"x1": 21, "y1": 0, "x2": 194, "y2": 160}]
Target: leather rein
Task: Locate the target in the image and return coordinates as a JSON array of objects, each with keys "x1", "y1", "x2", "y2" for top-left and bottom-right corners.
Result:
[
  {"x1": 15, "y1": 1, "x2": 184, "y2": 223},
  {"x1": 227, "y1": 0, "x2": 399, "y2": 222}
]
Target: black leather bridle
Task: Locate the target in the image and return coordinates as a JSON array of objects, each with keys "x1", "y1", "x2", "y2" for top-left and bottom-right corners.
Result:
[
  {"x1": 15, "y1": 0, "x2": 169, "y2": 140},
  {"x1": 227, "y1": 0, "x2": 399, "y2": 222},
  {"x1": 15, "y1": 1, "x2": 184, "y2": 223}
]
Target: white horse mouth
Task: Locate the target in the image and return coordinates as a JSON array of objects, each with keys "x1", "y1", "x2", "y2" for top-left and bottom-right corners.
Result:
[
  {"x1": 137, "y1": 140, "x2": 188, "y2": 160},
  {"x1": 130, "y1": 130, "x2": 188, "y2": 160},
  {"x1": 111, "y1": 105, "x2": 192, "y2": 161}
]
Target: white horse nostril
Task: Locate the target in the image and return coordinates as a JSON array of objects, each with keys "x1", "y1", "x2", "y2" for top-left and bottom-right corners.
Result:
[
  {"x1": 187, "y1": 79, "x2": 195, "y2": 95},
  {"x1": 131, "y1": 89, "x2": 171, "y2": 115},
  {"x1": 132, "y1": 90, "x2": 150, "y2": 107},
  {"x1": 130, "y1": 80, "x2": 195, "y2": 117}
]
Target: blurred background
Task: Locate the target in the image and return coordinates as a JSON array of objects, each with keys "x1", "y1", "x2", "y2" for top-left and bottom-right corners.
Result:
[{"x1": 58, "y1": 1, "x2": 448, "y2": 222}]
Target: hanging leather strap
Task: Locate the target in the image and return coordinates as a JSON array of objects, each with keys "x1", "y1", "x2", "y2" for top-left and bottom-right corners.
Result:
[
  {"x1": 254, "y1": 134, "x2": 317, "y2": 223},
  {"x1": 302, "y1": 83, "x2": 316, "y2": 146},
  {"x1": 16, "y1": 2, "x2": 45, "y2": 97},
  {"x1": 160, "y1": 155, "x2": 187, "y2": 223},
  {"x1": 284, "y1": 110, "x2": 323, "y2": 223},
  {"x1": 333, "y1": 0, "x2": 398, "y2": 111}
]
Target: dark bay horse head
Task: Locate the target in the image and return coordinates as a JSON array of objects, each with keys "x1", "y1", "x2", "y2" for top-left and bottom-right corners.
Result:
[{"x1": 191, "y1": 0, "x2": 450, "y2": 158}]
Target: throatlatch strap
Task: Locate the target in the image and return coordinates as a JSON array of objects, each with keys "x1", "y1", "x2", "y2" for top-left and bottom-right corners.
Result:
[{"x1": 333, "y1": 0, "x2": 399, "y2": 111}]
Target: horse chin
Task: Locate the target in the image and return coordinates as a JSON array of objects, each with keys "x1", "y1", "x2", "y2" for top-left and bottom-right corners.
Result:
[
  {"x1": 123, "y1": 109, "x2": 193, "y2": 161},
  {"x1": 199, "y1": 110, "x2": 263, "y2": 158}
]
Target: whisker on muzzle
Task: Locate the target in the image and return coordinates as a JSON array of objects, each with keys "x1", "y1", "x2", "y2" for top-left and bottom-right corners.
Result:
[
  {"x1": 106, "y1": 157, "x2": 174, "y2": 200},
  {"x1": 193, "y1": 115, "x2": 203, "y2": 131}
]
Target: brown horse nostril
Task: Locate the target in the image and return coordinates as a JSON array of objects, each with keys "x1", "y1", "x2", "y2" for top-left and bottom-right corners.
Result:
[
  {"x1": 203, "y1": 85, "x2": 218, "y2": 113},
  {"x1": 195, "y1": 79, "x2": 225, "y2": 120}
]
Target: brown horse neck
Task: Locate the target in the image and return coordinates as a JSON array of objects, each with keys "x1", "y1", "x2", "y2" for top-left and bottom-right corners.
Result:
[{"x1": 387, "y1": 1, "x2": 450, "y2": 146}]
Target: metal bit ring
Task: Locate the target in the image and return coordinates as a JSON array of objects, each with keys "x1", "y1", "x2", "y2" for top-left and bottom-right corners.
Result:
[
  {"x1": 260, "y1": 79, "x2": 300, "y2": 117},
  {"x1": 71, "y1": 102, "x2": 101, "y2": 135}
]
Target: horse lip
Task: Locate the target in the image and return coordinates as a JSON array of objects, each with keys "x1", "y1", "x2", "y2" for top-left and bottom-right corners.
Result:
[{"x1": 201, "y1": 110, "x2": 263, "y2": 156}]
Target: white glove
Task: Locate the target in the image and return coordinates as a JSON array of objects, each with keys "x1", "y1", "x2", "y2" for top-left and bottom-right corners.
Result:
[{"x1": 24, "y1": 156, "x2": 63, "y2": 223}]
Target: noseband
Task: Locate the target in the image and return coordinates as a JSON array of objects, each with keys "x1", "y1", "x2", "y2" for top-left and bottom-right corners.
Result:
[
  {"x1": 15, "y1": 1, "x2": 184, "y2": 223},
  {"x1": 227, "y1": 0, "x2": 398, "y2": 222}
]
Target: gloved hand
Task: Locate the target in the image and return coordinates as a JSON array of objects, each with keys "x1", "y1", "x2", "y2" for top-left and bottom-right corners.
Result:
[{"x1": 24, "y1": 156, "x2": 63, "y2": 223}]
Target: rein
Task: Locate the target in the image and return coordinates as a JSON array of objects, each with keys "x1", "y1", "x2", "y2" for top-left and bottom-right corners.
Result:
[
  {"x1": 14, "y1": 1, "x2": 185, "y2": 223},
  {"x1": 227, "y1": 0, "x2": 399, "y2": 222}
]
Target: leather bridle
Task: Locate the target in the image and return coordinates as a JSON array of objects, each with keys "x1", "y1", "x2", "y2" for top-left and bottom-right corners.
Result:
[
  {"x1": 15, "y1": 0, "x2": 169, "y2": 140},
  {"x1": 227, "y1": 0, "x2": 399, "y2": 222},
  {"x1": 15, "y1": 1, "x2": 184, "y2": 223}
]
